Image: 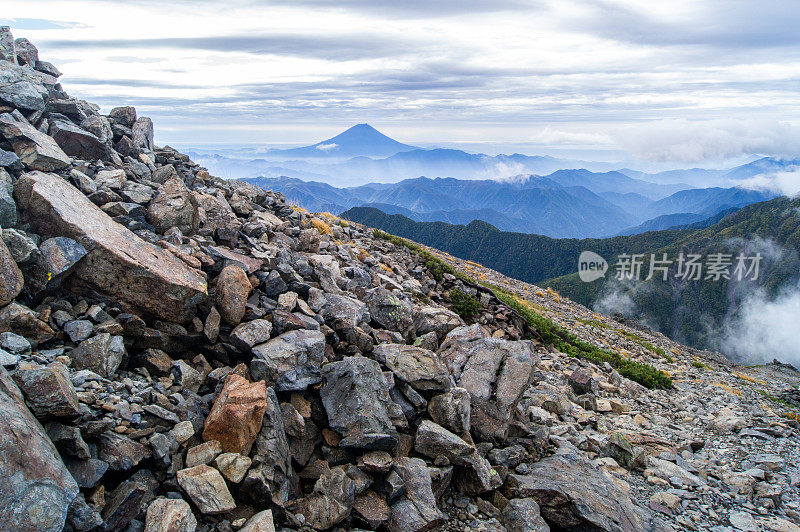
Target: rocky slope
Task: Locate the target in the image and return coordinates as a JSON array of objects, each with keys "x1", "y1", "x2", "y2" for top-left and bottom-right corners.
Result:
[{"x1": 0, "y1": 28, "x2": 799, "y2": 532}]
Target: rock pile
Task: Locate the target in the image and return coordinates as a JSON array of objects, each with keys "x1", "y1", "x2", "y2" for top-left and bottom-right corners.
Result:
[{"x1": 0, "y1": 27, "x2": 798, "y2": 532}]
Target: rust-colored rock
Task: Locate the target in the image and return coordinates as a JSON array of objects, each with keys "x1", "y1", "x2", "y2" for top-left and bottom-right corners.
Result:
[
  {"x1": 14, "y1": 171, "x2": 207, "y2": 322},
  {"x1": 215, "y1": 265, "x2": 250, "y2": 325},
  {"x1": 203, "y1": 374, "x2": 267, "y2": 455}
]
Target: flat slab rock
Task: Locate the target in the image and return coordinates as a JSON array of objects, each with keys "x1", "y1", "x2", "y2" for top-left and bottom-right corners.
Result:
[
  {"x1": 506, "y1": 444, "x2": 662, "y2": 532},
  {"x1": 14, "y1": 171, "x2": 207, "y2": 322}
]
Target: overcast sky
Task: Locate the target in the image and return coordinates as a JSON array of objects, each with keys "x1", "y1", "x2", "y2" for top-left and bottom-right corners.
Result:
[{"x1": 4, "y1": 1, "x2": 800, "y2": 164}]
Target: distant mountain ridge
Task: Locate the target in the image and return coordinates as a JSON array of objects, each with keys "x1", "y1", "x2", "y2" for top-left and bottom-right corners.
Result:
[{"x1": 247, "y1": 172, "x2": 774, "y2": 238}]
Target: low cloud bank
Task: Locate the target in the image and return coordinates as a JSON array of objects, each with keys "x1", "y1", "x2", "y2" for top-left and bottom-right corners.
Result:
[{"x1": 616, "y1": 118, "x2": 800, "y2": 163}]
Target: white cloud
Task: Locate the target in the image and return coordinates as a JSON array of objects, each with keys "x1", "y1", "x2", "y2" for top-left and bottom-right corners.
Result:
[
  {"x1": 616, "y1": 119, "x2": 800, "y2": 164},
  {"x1": 315, "y1": 142, "x2": 338, "y2": 152},
  {"x1": 720, "y1": 285, "x2": 800, "y2": 365},
  {"x1": 737, "y1": 167, "x2": 800, "y2": 197}
]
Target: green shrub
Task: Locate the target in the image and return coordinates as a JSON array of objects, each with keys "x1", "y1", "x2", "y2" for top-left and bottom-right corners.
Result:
[
  {"x1": 450, "y1": 289, "x2": 480, "y2": 320},
  {"x1": 491, "y1": 286, "x2": 672, "y2": 390}
]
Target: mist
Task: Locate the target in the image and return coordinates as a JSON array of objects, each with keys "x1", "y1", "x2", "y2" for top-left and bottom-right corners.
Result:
[{"x1": 719, "y1": 284, "x2": 800, "y2": 365}]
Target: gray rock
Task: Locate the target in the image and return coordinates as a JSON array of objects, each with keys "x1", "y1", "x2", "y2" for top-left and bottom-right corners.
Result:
[
  {"x1": 427, "y1": 387, "x2": 471, "y2": 440},
  {"x1": 445, "y1": 338, "x2": 537, "y2": 442},
  {"x1": 287, "y1": 467, "x2": 354, "y2": 530},
  {"x1": 0, "y1": 66, "x2": 44, "y2": 112},
  {"x1": 48, "y1": 117, "x2": 106, "y2": 161},
  {"x1": 0, "y1": 26, "x2": 16, "y2": 64},
  {"x1": 506, "y1": 444, "x2": 654, "y2": 532},
  {"x1": 0, "y1": 236, "x2": 23, "y2": 306},
  {"x1": 101, "y1": 480, "x2": 146, "y2": 531},
  {"x1": 40, "y1": 236, "x2": 87, "y2": 279},
  {"x1": 374, "y1": 343, "x2": 452, "y2": 392},
  {"x1": 65, "y1": 458, "x2": 109, "y2": 489},
  {"x1": 0, "y1": 331, "x2": 29, "y2": 353},
  {"x1": 413, "y1": 306, "x2": 463, "y2": 342},
  {"x1": 97, "y1": 431, "x2": 150, "y2": 473},
  {"x1": 132, "y1": 116, "x2": 154, "y2": 151},
  {"x1": 14, "y1": 38, "x2": 38, "y2": 66},
  {"x1": 0, "y1": 367, "x2": 79, "y2": 531},
  {"x1": 14, "y1": 171, "x2": 207, "y2": 321},
  {"x1": 251, "y1": 329, "x2": 325, "y2": 391},
  {"x1": 70, "y1": 333, "x2": 125, "y2": 378},
  {"x1": 320, "y1": 356, "x2": 398, "y2": 451},
  {"x1": 241, "y1": 387, "x2": 292, "y2": 507},
  {"x1": 0, "y1": 173, "x2": 16, "y2": 227},
  {"x1": 109, "y1": 106, "x2": 137, "y2": 127},
  {"x1": 389, "y1": 457, "x2": 444, "y2": 532},
  {"x1": 366, "y1": 286, "x2": 413, "y2": 334},
  {"x1": 63, "y1": 319, "x2": 94, "y2": 343},
  {"x1": 177, "y1": 464, "x2": 236, "y2": 514},
  {"x1": 230, "y1": 318, "x2": 273, "y2": 351},
  {"x1": 502, "y1": 498, "x2": 550, "y2": 532}
]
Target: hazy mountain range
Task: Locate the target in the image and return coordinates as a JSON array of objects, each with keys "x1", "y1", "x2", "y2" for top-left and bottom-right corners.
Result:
[{"x1": 192, "y1": 124, "x2": 790, "y2": 238}]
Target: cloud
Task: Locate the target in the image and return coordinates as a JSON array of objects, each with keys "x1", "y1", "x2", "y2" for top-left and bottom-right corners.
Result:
[
  {"x1": 736, "y1": 168, "x2": 800, "y2": 197},
  {"x1": 719, "y1": 284, "x2": 800, "y2": 365},
  {"x1": 40, "y1": 33, "x2": 424, "y2": 61},
  {"x1": 0, "y1": 17, "x2": 85, "y2": 30},
  {"x1": 315, "y1": 143, "x2": 337, "y2": 152},
  {"x1": 616, "y1": 119, "x2": 800, "y2": 163},
  {"x1": 571, "y1": 0, "x2": 800, "y2": 49}
]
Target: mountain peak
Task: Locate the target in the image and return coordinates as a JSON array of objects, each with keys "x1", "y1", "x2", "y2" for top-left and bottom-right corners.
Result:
[{"x1": 276, "y1": 123, "x2": 418, "y2": 159}]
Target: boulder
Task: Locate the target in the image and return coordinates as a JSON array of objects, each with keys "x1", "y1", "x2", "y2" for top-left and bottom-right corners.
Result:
[
  {"x1": 11, "y1": 361, "x2": 81, "y2": 419},
  {"x1": 230, "y1": 318, "x2": 273, "y2": 351},
  {"x1": 203, "y1": 374, "x2": 267, "y2": 455},
  {"x1": 132, "y1": 116, "x2": 154, "y2": 151},
  {"x1": 506, "y1": 444, "x2": 654, "y2": 531},
  {"x1": 109, "y1": 106, "x2": 137, "y2": 127},
  {"x1": 374, "y1": 344, "x2": 451, "y2": 392},
  {"x1": 0, "y1": 66, "x2": 44, "y2": 112},
  {"x1": 0, "y1": 236, "x2": 23, "y2": 305},
  {"x1": 144, "y1": 498, "x2": 197, "y2": 532},
  {"x1": 39, "y1": 236, "x2": 87, "y2": 279},
  {"x1": 503, "y1": 498, "x2": 550, "y2": 532},
  {"x1": 287, "y1": 467, "x2": 354, "y2": 530},
  {"x1": 413, "y1": 306, "x2": 463, "y2": 342},
  {"x1": 445, "y1": 338, "x2": 537, "y2": 442},
  {"x1": 48, "y1": 117, "x2": 106, "y2": 160},
  {"x1": 98, "y1": 431, "x2": 150, "y2": 471},
  {"x1": 70, "y1": 333, "x2": 125, "y2": 378},
  {"x1": 14, "y1": 171, "x2": 207, "y2": 321},
  {"x1": 0, "y1": 26, "x2": 15, "y2": 64},
  {"x1": 239, "y1": 510, "x2": 276, "y2": 532},
  {"x1": 14, "y1": 38, "x2": 38, "y2": 66},
  {"x1": 0, "y1": 112, "x2": 70, "y2": 171},
  {"x1": 177, "y1": 465, "x2": 236, "y2": 514},
  {"x1": 389, "y1": 457, "x2": 444, "y2": 532},
  {"x1": 366, "y1": 286, "x2": 413, "y2": 334},
  {"x1": 147, "y1": 176, "x2": 200, "y2": 235},
  {"x1": 320, "y1": 356, "x2": 398, "y2": 451},
  {"x1": 241, "y1": 387, "x2": 292, "y2": 507},
  {"x1": 427, "y1": 387, "x2": 471, "y2": 440},
  {"x1": 0, "y1": 367, "x2": 79, "y2": 531},
  {"x1": 215, "y1": 264, "x2": 250, "y2": 325},
  {"x1": 251, "y1": 329, "x2": 325, "y2": 391},
  {"x1": 0, "y1": 168, "x2": 16, "y2": 227}
]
